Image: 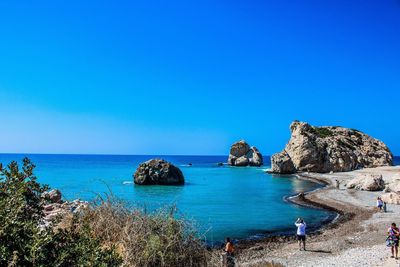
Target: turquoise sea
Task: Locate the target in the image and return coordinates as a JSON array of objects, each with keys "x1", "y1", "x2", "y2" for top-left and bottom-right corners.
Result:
[{"x1": 2, "y1": 154, "x2": 397, "y2": 243}]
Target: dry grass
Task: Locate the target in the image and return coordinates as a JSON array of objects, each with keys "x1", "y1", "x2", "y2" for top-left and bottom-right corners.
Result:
[{"x1": 79, "y1": 195, "x2": 215, "y2": 267}]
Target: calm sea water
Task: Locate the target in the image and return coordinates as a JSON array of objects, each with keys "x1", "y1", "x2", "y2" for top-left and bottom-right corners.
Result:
[{"x1": 2, "y1": 154, "x2": 397, "y2": 242}]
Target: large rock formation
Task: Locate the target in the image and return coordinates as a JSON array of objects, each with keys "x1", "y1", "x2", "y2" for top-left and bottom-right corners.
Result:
[
  {"x1": 134, "y1": 159, "x2": 184, "y2": 185},
  {"x1": 271, "y1": 121, "x2": 393, "y2": 174},
  {"x1": 228, "y1": 140, "x2": 263, "y2": 167}
]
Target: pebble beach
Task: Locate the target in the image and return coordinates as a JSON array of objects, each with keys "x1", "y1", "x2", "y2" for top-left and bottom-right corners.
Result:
[{"x1": 237, "y1": 166, "x2": 400, "y2": 267}]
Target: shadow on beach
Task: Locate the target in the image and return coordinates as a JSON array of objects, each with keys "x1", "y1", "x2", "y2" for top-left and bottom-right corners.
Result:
[{"x1": 305, "y1": 249, "x2": 332, "y2": 254}]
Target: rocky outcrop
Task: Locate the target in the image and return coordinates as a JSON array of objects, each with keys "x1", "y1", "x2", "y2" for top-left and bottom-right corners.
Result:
[
  {"x1": 134, "y1": 159, "x2": 184, "y2": 185},
  {"x1": 384, "y1": 175, "x2": 400, "y2": 193},
  {"x1": 42, "y1": 200, "x2": 88, "y2": 225},
  {"x1": 346, "y1": 174, "x2": 385, "y2": 191},
  {"x1": 270, "y1": 151, "x2": 296, "y2": 174},
  {"x1": 40, "y1": 189, "x2": 88, "y2": 228},
  {"x1": 228, "y1": 140, "x2": 263, "y2": 167},
  {"x1": 381, "y1": 193, "x2": 400, "y2": 205},
  {"x1": 42, "y1": 189, "x2": 62, "y2": 203},
  {"x1": 271, "y1": 121, "x2": 393, "y2": 174}
]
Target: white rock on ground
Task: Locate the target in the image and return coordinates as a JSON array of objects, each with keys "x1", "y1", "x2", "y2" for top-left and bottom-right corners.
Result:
[{"x1": 346, "y1": 173, "x2": 385, "y2": 191}]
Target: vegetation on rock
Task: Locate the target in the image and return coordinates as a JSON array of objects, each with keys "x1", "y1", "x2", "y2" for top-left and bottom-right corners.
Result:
[
  {"x1": 310, "y1": 127, "x2": 334, "y2": 138},
  {"x1": 271, "y1": 121, "x2": 393, "y2": 174}
]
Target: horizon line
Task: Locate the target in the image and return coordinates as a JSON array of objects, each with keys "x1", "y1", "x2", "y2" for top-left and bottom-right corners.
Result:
[
  {"x1": 0, "y1": 152, "x2": 399, "y2": 158},
  {"x1": 0, "y1": 152, "x2": 258, "y2": 157}
]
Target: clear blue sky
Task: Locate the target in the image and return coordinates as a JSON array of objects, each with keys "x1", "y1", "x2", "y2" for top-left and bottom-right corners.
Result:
[{"x1": 0, "y1": 0, "x2": 399, "y2": 155}]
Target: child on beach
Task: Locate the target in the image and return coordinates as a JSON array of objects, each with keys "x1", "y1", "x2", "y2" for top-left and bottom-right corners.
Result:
[
  {"x1": 387, "y1": 223, "x2": 399, "y2": 259},
  {"x1": 377, "y1": 197, "x2": 383, "y2": 211},
  {"x1": 295, "y1": 218, "x2": 307, "y2": 251}
]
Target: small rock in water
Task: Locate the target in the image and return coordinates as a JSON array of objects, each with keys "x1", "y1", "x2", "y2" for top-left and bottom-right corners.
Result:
[
  {"x1": 227, "y1": 140, "x2": 263, "y2": 167},
  {"x1": 134, "y1": 159, "x2": 185, "y2": 185}
]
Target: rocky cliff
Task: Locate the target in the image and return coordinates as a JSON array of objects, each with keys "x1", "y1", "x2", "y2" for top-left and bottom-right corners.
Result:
[
  {"x1": 271, "y1": 121, "x2": 393, "y2": 174},
  {"x1": 228, "y1": 140, "x2": 263, "y2": 167}
]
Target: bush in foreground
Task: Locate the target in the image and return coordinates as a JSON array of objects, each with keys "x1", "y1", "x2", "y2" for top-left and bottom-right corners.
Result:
[
  {"x1": 0, "y1": 158, "x2": 212, "y2": 266},
  {"x1": 0, "y1": 158, "x2": 122, "y2": 266},
  {"x1": 83, "y1": 196, "x2": 210, "y2": 267}
]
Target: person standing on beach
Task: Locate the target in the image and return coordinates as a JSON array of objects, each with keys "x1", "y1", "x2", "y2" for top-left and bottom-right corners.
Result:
[
  {"x1": 223, "y1": 237, "x2": 235, "y2": 267},
  {"x1": 295, "y1": 218, "x2": 306, "y2": 251},
  {"x1": 387, "y1": 223, "x2": 399, "y2": 259}
]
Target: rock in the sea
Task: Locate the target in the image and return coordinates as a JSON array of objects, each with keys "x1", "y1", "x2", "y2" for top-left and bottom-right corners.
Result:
[
  {"x1": 134, "y1": 159, "x2": 185, "y2": 185},
  {"x1": 228, "y1": 140, "x2": 263, "y2": 167},
  {"x1": 346, "y1": 174, "x2": 385, "y2": 191},
  {"x1": 271, "y1": 121, "x2": 393, "y2": 174},
  {"x1": 381, "y1": 192, "x2": 400, "y2": 205},
  {"x1": 42, "y1": 189, "x2": 62, "y2": 203}
]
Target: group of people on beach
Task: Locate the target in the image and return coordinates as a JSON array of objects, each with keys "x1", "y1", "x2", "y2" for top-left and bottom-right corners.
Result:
[
  {"x1": 222, "y1": 218, "x2": 307, "y2": 266},
  {"x1": 376, "y1": 197, "x2": 400, "y2": 260},
  {"x1": 221, "y1": 196, "x2": 397, "y2": 267}
]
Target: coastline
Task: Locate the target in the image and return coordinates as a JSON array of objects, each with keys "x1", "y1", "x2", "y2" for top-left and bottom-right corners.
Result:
[
  {"x1": 235, "y1": 166, "x2": 400, "y2": 267},
  {"x1": 229, "y1": 175, "x2": 338, "y2": 249},
  {"x1": 207, "y1": 173, "x2": 337, "y2": 249}
]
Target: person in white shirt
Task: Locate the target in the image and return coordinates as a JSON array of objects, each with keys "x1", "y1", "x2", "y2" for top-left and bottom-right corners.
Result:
[
  {"x1": 377, "y1": 197, "x2": 383, "y2": 211},
  {"x1": 295, "y1": 218, "x2": 306, "y2": 251}
]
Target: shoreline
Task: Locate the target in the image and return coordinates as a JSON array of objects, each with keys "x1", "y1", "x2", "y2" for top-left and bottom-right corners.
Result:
[
  {"x1": 231, "y1": 173, "x2": 342, "y2": 251},
  {"x1": 207, "y1": 174, "x2": 338, "y2": 249},
  {"x1": 235, "y1": 165, "x2": 400, "y2": 267}
]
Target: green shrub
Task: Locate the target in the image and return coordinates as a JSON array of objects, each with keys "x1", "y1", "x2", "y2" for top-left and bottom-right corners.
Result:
[
  {"x1": 311, "y1": 127, "x2": 334, "y2": 138},
  {"x1": 0, "y1": 158, "x2": 122, "y2": 267}
]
